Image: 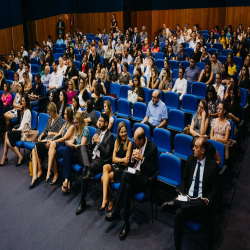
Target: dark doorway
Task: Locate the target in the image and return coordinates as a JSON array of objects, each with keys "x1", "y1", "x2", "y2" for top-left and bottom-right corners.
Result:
[
  {"x1": 123, "y1": 4, "x2": 131, "y2": 33},
  {"x1": 21, "y1": 0, "x2": 29, "y2": 48}
]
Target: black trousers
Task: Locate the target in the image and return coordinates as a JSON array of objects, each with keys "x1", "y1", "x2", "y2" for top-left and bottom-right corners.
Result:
[
  {"x1": 79, "y1": 145, "x2": 104, "y2": 202},
  {"x1": 144, "y1": 121, "x2": 156, "y2": 137},
  {"x1": 173, "y1": 199, "x2": 216, "y2": 250},
  {"x1": 113, "y1": 172, "x2": 147, "y2": 224},
  {"x1": 104, "y1": 58, "x2": 111, "y2": 69}
]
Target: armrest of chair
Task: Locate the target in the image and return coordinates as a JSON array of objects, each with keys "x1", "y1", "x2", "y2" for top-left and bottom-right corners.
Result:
[
  {"x1": 14, "y1": 124, "x2": 20, "y2": 129},
  {"x1": 148, "y1": 170, "x2": 159, "y2": 198},
  {"x1": 30, "y1": 127, "x2": 37, "y2": 130}
]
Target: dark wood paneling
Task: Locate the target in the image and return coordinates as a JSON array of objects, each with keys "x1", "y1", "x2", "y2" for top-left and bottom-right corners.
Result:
[
  {"x1": 75, "y1": 11, "x2": 123, "y2": 35},
  {"x1": 0, "y1": 28, "x2": 12, "y2": 56},
  {"x1": 225, "y1": 7, "x2": 250, "y2": 31},
  {"x1": 131, "y1": 11, "x2": 152, "y2": 42},
  {"x1": 12, "y1": 25, "x2": 24, "y2": 53}
]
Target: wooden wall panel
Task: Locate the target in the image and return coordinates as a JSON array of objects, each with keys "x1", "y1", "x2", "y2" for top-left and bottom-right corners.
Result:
[
  {"x1": 0, "y1": 28, "x2": 12, "y2": 56},
  {"x1": 151, "y1": 8, "x2": 226, "y2": 41},
  {"x1": 131, "y1": 11, "x2": 152, "y2": 42},
  {"x1": 225, "y1": 7, "x2": 250, "y2": 31},
  {"x1": 75, "y1": 11, "x2": 123, "y2": 36},
  {"x1": 12, "y1": 25, "x2": 24, "y2": 53},
  {"x1": 27, "y1": 20, "x2": 37, "y2": 50}
]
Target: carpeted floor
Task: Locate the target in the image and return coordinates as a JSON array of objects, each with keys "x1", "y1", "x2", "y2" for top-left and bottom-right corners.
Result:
[{"x1": 0, "y1": 139, "x2": 250, "y2": 250}]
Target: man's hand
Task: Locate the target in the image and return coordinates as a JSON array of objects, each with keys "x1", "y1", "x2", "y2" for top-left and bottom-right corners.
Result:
[
  {"x1": 201, "y1": 198, "x2": 209, "y2": 205},
  {"x1": 92, "y1": 134, "x2": 100, "y2": 144}
]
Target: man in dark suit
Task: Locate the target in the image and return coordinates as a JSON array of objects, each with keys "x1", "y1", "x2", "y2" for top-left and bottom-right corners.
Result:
[
  {"x1": 131, "y1": 27, "x2": 141, "y2": 46},
  {"x1": 89, "y1": 46, "x2": 100, "y2": 72},
  {"x1": 76, "y1": 113, "x2": 114, "y2": 215},
  {"x1": 57, "y1": 15, "x2": 65, "y2": 39},
  {"x1": 105, "y1": 127, "x2": 158, "y2": 240},
  {"x1": 161, "y1": 137, "x2": 219, "y2": 250}
]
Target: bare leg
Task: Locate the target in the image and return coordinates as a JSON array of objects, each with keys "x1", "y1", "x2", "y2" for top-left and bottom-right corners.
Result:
[
  {"x1": 1, "y1": 133, "x2": 9, "y2": 164},
  {"x1": 5, "y1": 135, "x2": 23, "y2": 163},
  {"x1": 107, "y1": 172, "x2": 115, "y2": 211},
  {"x1": 101, "y1": 164, "x2": 112, "y2": 208},
  {"x1": 4, "y1": 113, "x2": 14, "y2": 132},
  {"x1": 51, "y1": 158, "x2": 58, "y2": 182},
  {"x1": 47, "y1": 141, "x2": 56, "y2": 179},
  {"x1": 31, "y1": 147, "x2": 38, "y2": 183}
]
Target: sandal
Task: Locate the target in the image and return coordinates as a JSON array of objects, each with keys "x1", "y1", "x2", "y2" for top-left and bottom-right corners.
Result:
[{"x1": 62, "y1": 181, "x2": 70, "y2": 193}]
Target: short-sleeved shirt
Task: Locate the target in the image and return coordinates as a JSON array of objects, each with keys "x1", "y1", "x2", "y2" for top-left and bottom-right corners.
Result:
[
  {"x1": 75, "y1": 126, "x2": 91, "y2": 145},
  {"x1": 184, "y1": 66, "x2": 200, "y2": 83},
  {"x1": 176, "y1": 52, "x2": 188, "y2": 62},
  {"x1": 211, "y1": 118, "x2": 231, "y2": 139},
  {"x1": 118, "y1": 72, "x2": 132, "y2": 85},
  {"x1": 161, "y1": 80, "x2": 172, "y2": 90},
  {"x1": 83, "y1": 110, "x2": 98, "y2": 128},
  {"x1": 228, "y1": 64, "x2": 237, "y2": 76},
  {"x1": 146, "y1": 99, "x2": 168, "y2": 126}
]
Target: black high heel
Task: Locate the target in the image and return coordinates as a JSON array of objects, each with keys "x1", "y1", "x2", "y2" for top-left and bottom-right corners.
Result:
[
  {"x1": 15, "y1": 158, "x2": 25, "y2": 167},
  {"x1": 0, "y1": 157, "x2": 8, "y2": 167},
  {"x1": 45, "y1": 174, "x2": 51, "y2": 182},
  {"x1": 29, "y1": 177, "x2": 39, "y2": 189},
  {"x1": 50, "y1": 176, "x2": 59, "y2": 186},
  {"x1": 99, "y1": 199, "x2": 109, "y2": 211}
]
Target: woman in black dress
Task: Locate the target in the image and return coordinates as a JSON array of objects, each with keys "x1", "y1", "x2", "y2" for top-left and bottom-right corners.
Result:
[
  {"x1": 100, "y1": 121, "x2": 132, "y2": 211},
  {"x1": 91, "y1": 82, "x2": 103, "y2": 112}
]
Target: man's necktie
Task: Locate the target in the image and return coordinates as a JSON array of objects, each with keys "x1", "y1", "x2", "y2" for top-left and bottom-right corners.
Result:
[
  {"x1": 133, "y1": 148, "x2": 142, "y2": 169},
  {"x1": 193, "y1": 162, "x2": 201, "y2": 198}
]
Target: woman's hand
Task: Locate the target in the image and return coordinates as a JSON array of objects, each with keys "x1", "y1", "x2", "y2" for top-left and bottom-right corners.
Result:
[
  {"x1": 12, "y1": 128, "x2": 16, "y2": 131},
  {"x1": 38, "y1": 135, "x2": 42, "y2": 142},
  {"x1": 48, "y1": 132, "x2": 55, "y2": 136},
  {"x1": 65, "y1": 141, "x2": 73, "y2": 147}
]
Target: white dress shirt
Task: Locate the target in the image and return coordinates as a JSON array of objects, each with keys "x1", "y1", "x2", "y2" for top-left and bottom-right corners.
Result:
[
  {"x1": 188, "y1": 157, "x2": 206, "y2": 198},
  {"x1": 17, "y1": 69, "x2": 25, "y2": 82},
  {"x1": 133, "y1": 138, "x2": 147, "y2": 171},
  {"x1": 49, "y1": 70, "x2": 63, "y2": 89},
  {"x1": 18, "y1": 109, "x2": 31, "y2": 130},
  {"x1": 92, "y1": 129, "x2": 107, "y2": 159}
]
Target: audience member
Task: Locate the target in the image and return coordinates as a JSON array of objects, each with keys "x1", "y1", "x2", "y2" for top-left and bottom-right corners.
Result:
[
  {"x1": 218, "y1": 29, "x2": 229, "y2": 49},
  {"x1": 140, "y1": 26, "x2": 148, "y2": 40},
  {"x1": 89, "y1": 46, "x2": 101, "y2": 72},
  {"x1": 176, "y1": 43, "x2": 188, "y2": 63},
  {"x1": 165, "y1": 45, "x2": 176, "y2": 60},
  {"x1": 76, "y1": 113, "x2": 114, "y2": 214},
  {"x1": 200, "y1": 47, "x2": 209, "y2": 62},
  {"x1": 118, "y1": 62, "x2": 132, "y2": 86},
  {"x1": 159, "y1": 68, "x2": 172, "y2": 92},
  {"x1": 198, "y1": 60, "x2": 214, "y2": 85},
  {"x1": 213, "y1": 73, "x2": 225, "y2": 100},
  {"x1": 65, "y1": 58, "x2": 79, "y2": 88},
  {"x1": 67, "y1": 79, "x2": 77, "y2": 105},
  {"x1": 115, "y1": 38, "x2": 123, "y2": 60},
  {"x1": 104, "y1": 41, "x2": 114, "y2": 69},
  {"x1": 78, "y1": 78, "x2": 89, "y2": 107},
  {"x1": 91, "y1": 83, "x2": 103, "y2": 112},
  {"x1": 96, "y1": 39, "x2": 105, "y2": 57},
  {"x1": 1, "y1": 82, "x2": 12, "y2": 113},
  {"x1": 20, "y1": 45, "x2": 28, "y2": 58},
  {"x1": 23, "y1": 72, "x2": 32, "y2": 94},
  {"x1": 147, "y1": 66, "x2": 159, "y2": 89},
  {"x1": 184, "y1": 56, "x2": 200, "y2": 83},
  {"x1": 172, "y1": 67, "x2": 187, "y2": 100},
  {"x1": 189, "y1": 32, "x2": 198, "y2": 49},
  {"x1": 190, "y1": 42, "x2": 202, "y2": 63},
  {"x1": 172, "y1": 36, "x2": 180, "y2": 54},
  {"x1": 142, "y1": 90, "x2": 168, "y2": 135},
  {"x1": 131, "y1": 75, "x2": 144, "y2": 102},
  {"x1": 57, "y1": 89, "x2": 69, "y2": 118},
  {"x1": 105, "y1": 127, "x2": 158, "y2": 240},
  {"x1": 98, "y1": 68, "x2": 109, "y2": 95},
  {"x1": 131, "y1": 27, "x2": 140, "y2": 45},
  {"x1": 0, "y1": 95, "x2": 31, "y2": 167},
  {"x1": 211, "y1": 52, "x2": 222, "y2": 74},
  {"x1": 159, "y1": 59, "x2": 172, "y2": 80},
  {"x1": 48, "y1": 61, "x2": 63, "y2": 92},
  {"x1": 72, "y1": 96, "x2": 81, "y2": 114},
  {"x1": 151, "y1": 40, "x2": 160, "y2": 55},
  {"x1": 108, "y1": 60, "x2": 119, "y2": 83},
  {"x1": 6, "y1": 55, "x2": 16, "y2": 72},
  {"x1": 29, "y1": 74, "x2": 44, "y2": 102},
  {"x1": 205, "y1": 85, "x2": 219, "y2": 123},
  {"x1": 238, "y1": 64, "x2": 250, "y2": 90},
  {"x1": 83, "y1": 100, "x2": 98, "y2": 128},
  {"x1": 29, "y1": 102, "x2": 63, "y2": 188},
  {"x1": 161, "y1": 137, "x2": 219, "y2": 250},
  {"x1": 49, "y1": 91, "x2": 57, "y2": 103},
  {"x1": 101, "y1": 28, "x2": 109, "y2": 44},
  {"x1": 0, "y1": 70, "x2": 5, "y2": 89},
  {"x1": 227, "y1": 52, "x2": 237, "y2": 76}
]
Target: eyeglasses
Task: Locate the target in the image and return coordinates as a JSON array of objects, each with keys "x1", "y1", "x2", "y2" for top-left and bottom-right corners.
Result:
[
  {"x1": 99, "y1": 119, "x2": 105, "y2": 123},
  {"x1": 198, "y1": 105, "x2": 204, "y2": 109}
]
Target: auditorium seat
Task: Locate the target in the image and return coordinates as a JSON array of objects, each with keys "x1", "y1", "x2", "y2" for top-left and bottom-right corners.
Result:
[
  {"x1": 31, "y1": 64, "x2": 38, "y2": 74},
  {"x1": 208, "y1": 48, "x2": 218, "y2": 55},
  {"x1": 192, "y1": 82, "x2": 207, "y2": 99},
  {"x1": 7, "y1": 71, "x2": 14, "y2": 81},
  {"x1": 132, "y1": 102, "x2": 147, "y2": 122},
  {"x1": 155, "y1": 52, "x2": 164, "y2": 60},
  {"x1": 119, "y1": 85, "x2": 131, "y2": 99},
  {"x1": 110, "y1": 83, "x2": 120, "y2": 98},
  {"x1": 213, "y1": 43, "x2": 223, "y2": 54},
  {"x1": 184, "y1": 48, "x2": 194, "y2": 58},
  {"x1": 167, "y1": 109, "x2": 185, "y2": 133},
  {"x1": 74, "y1": 61, "x2": 80, "y2": 71},
  {"x1": 173, "y1": 134, "x2": 193, "y2": 160},
  {"x1": 103, "y1": 96, "x2": 116, "y2": 113},
  {"x1": 196, "y1": 62, "x2": 206, "y2": 71},
  {"x1": 155, "y1": 59, "x2": 164, "y2": 69},
  {"x1": 181, "y1": 94, "x2": 198, "y2": 114},
  {"x1": 234, "y1": 56, "x2": 243, "y2": 68},
  {"x1": 180, "y1": 61, "x2": 190, "y2": 69},
  {"x1": 164, "y1": 91, "x2": 180, "y2": 110},
  {"x1": 218, "y1": 55, "x2": 227, "y2": 64},
  {"x1": 222, "y1": 49, "x2": 233, "y2": 56},
  {"x1": 116, "y1": 99, "x2": 131, "y2": 119},
  {"x1": 153, "y1": 128, "x2": 172, "y2": 153},
  {"x1": 114, "y1": 118, "x2": 132, "y2": 138}
]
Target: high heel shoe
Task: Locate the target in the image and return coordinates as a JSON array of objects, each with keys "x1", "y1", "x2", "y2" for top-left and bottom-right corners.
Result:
[
  {"x1": 15, "y1": 158, "x2": 25, "y2": 167},
  {"x1": 50, "y1": 176, "x2": 59, "y2": 186},
  {"x1": 99, "y1": 199, "x2": 109, "y2": 211},
  {"x1": 45, "y1": 174, "x2": 51, "y2": 182},
  {"x1": 62, "y1": 181, "x2": 70, "y2": 193},
  {"x1": 29, "y1": 177, "x2": 39, "y2": 189},
  {"x1": 0, "y1": 157, "x2": 8, "y2": 167}
]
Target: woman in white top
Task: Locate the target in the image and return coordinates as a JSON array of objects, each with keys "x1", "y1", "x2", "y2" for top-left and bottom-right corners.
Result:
[
  {"x1": 213, "y1": 73, "x2": 224, "y2": 101},
  {"x1": 104, "y1": 41, "x2": 114, "y2": 70},
  {"x1": 97, "y1": 100, "x2": 114, "y2": 131},
  {"x1": 172, "y1": 66, "x2": 187, "y2": 100},
  {"x1": 143, "y1": 49, "x2": 151, "y2": 68},
  {"x1": 0, "y1": 95, "x2": 31, "y2": 167},
  {"x1": 72, "y1": 96, "x2": 82, "y2": 114},
  {"x1": 133, "y1": 55, "x2": 144, "y2": 76},
  {"x1": 135, "y1": 67, "x2": 145, "y2": 87},
  {"x1": 144, "y1": 56, "x2": 154, "y2": 80},
  {"x1": 4, "y1": 82, "x2": 24, "y2": 132}
]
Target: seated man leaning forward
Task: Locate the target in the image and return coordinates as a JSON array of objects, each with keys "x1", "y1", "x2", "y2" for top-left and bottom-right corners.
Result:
[{"x1": 105, "y1": 127, "x2": 158, "y2": 241}]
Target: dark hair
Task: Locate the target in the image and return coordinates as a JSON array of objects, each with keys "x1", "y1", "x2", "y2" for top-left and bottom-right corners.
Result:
[
  {"x1": 198, "y1": 99, "x2": 208, "y2": 116},
  {"x1": 225, "y1": 85, "x2": 239, "y2": 114},
  {"x1": 35, "y1": 74, "x2": 41, "y2": 82},
  {"x1": 222, "y1": 62, "x2": 228, "y2": 74},
  {"x1": 52, "y1": 60, "x2": 58, "y2": 66},
  {"x1": 22, "y1": 94, "x2": 31, "y2": 112},
  {"x1": 50, "y1": 91, "x2": 57, "y2": 103},
  {"x1": 132, "y1": 75, "x2": 141, "y2": 91},
  {"x1": 219, "y1": 101, "x2": 228, "y2": 117},
  {"x1": 214, "y1": 25, "x2": 219, "y2": 32},
  {"x1": 65, "y1": 106, "x2": 74, "y2": 123},
  {"x1": 200, "y1": 138, "x2": 209, "y2": 156},
  {"x1": 205, "y1": 85, "x2": 217, "y2": 104},
  {"x1": 101, "y1": 113, "x2": 109, "y2": 125},
  {"x1": 123, "y1": 62, "x2": 129, "y2": 70},
  {"x1": 4, "y1": 81, "x2": 10, "y2": 92},
  {"x1": 111, "y1": 60, "x2": 118, "y2": 74},
  {"x1": 136, "y1": 67, "x2": 143, "y2": 77},
  {"x1": 48, "y1": 35, "x2": 51, "y2": 39},
  {"x1": 59, "y1": 89, "x2": 68, "y2": 105},
  {"x1": 25, "y1": 63, "x2": 30, "y2": 69},
  {"x1": 239, "y1": 64, "x2": 250, "y2": 84},
  {"x1": 94, "y1": 82, "x2": 101, "y2": 97},
  {"x1": 88, "y1": 68, "x2": 95, "y2": 82},
  {"x1": 72, "y1": 95, "x2": 80, "y2": 113},
  {"x1": 190, "y1": 55, "x2": 196, "y2": 63},
  {"x1": 227, "y1": 52, "x2": 235, "y2": 67},
  {"x1": 180, "y1": 43, "x2": 186, "y2": 48},
  {"x1": 40, "y1": 58, "x2": 45, "y2": 71},
  {"x1": 23, "y1": 56, "x2": 30, "y2": 64},
  {"x1": 86, "y1": 99, "x2": 94, "y2": 113},
  {"x1": 213, "y1": 52, "x2": 218, "y2": 59},
  {"x1": 179, "y1": 66, "x2": 185, "y2": 75}
]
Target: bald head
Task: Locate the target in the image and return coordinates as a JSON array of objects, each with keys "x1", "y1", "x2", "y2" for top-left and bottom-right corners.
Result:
[
  {"x1": 45, "y1": 66, "x2": 50, "y2": 75},
  {"x1": 193, "y1": 137, "x2": 208, "y2": 160},
  {"x1": 134, "y1": 127, "x2": 146, "y2": 147},
  {"x1": 152, "y1": 90, "x2": 160, "y2": 105}
]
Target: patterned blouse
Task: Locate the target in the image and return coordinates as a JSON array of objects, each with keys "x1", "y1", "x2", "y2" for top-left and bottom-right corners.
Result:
[
  {"x1": 208, "y1": 100, "x2": 218, "y2": 115},
  {"x1": 211, "y1": 118, "x2": 231, "y2": 139},
  {"x1": 43, "y1": 115, "x2": 63, "y2": 140},
  {"x1": 75, "y1": 126, "x2": 90, "y2": 145}
]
